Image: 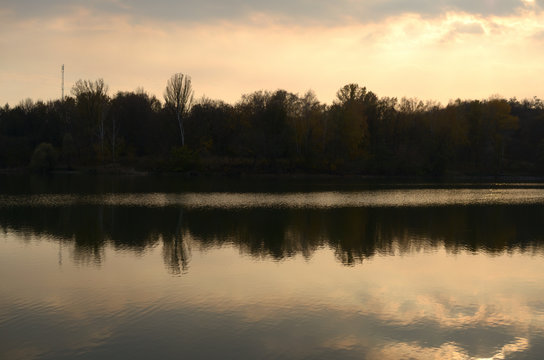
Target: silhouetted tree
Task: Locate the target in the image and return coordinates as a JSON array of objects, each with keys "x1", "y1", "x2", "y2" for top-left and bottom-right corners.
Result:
[
  {"x1": 71, "y1": 79, "x2": 109, "y2": 162},
  {"x1": 186, "y1": 98, "x2": 235, "y2": 155},
  {"x1": 164, "y1": 73, "x2": 194, "y2": 146},
  {"x1": 2, "y1": 78, "x2": 543, "y2": 175}
]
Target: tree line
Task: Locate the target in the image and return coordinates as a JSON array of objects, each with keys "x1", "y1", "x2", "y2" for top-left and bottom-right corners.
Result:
[{"x1": 1, "y1": 74, "x2": 544, "y2": 175}]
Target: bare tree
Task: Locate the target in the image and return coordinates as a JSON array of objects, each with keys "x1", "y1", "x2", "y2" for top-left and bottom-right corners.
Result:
[{"x1": 164, "y1": 73, "x2": 194, "y2": 146}]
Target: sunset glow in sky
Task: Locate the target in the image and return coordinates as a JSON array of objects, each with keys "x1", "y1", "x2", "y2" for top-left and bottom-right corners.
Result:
[{"x1": 1, "y1": 0, "x2": 543, "y2": 106}]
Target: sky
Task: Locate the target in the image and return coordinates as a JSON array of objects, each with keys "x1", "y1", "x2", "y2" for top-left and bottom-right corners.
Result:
[{"x1": 1, "y1": 0, "x2": 544, "y2": 106}]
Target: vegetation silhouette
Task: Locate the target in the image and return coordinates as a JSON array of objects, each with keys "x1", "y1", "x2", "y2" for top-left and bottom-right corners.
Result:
[
  {"x1": 164, "y1": 73, "x2": 194, "y2": 147},
  {"x1": 1, "y1": 77, "x2": 544, "y2": 176}
]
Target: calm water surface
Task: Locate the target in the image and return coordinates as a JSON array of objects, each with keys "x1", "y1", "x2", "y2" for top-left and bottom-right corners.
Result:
[{"x1": 2, "y1": 175, "x2": 544, "y2": 359}]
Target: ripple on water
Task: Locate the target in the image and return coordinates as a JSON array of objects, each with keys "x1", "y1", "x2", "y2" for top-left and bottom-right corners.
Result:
[{"x1": 1, "y1": 188, "x2": 544, "y2": 208}]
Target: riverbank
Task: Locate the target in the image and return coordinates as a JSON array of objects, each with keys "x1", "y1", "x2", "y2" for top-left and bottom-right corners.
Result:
[{"x1": 2, "y1": 164, "x2": 544, "y2": 185}]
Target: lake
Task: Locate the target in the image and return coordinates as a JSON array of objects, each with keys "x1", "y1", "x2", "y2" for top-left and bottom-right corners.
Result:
[{"x1": 2, "y1": 175, "x2": 544, "y2": 359}]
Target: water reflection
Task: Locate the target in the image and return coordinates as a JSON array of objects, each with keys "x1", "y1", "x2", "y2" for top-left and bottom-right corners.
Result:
[
  {"x1": 162, "y1": 208, "x2": 191, "y2": 275},
  {"x1": 1, "y1": 204, "x2": 543, "y2": 270},
  {"x1": 3, "y1": 240, "x2": 544, "y2": 359},
  {"x1": 3, "y1": 188, "x2": 544, "y2": 208},
  {"x1": 2, "y1": 187, "x2": 544, "y2": 359}
]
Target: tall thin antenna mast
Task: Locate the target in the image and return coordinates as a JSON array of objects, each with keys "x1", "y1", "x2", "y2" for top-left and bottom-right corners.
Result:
[{"x1": 61, "y1": 64, "x2": 65, "y2": 101}]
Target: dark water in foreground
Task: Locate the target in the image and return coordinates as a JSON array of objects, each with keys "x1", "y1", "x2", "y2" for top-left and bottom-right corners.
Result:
[{"x1": 2, "y1": 175, "x2": 544, "y2": 359}]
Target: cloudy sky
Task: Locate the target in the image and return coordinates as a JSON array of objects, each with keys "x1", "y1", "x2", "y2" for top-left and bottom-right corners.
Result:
[{"x1": 1, "y1": 0, "x2": 543, "y2": 106}]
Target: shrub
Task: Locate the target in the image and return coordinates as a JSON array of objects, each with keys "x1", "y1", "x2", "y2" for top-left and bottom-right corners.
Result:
[
  {"x1": 169, "y1": 146, "x2": 199, "y2": 172},
  {"x1": 30, "y1": 143, "x2": 58, "y2": 172}
]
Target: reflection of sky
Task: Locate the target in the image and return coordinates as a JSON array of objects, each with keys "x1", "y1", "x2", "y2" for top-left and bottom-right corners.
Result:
[
  {"x1": 4, "y1": 189, "x2": 544, "y2": 208},
  {"x1": 2, "y1": 231, "x2": 544, "y2": 359}
]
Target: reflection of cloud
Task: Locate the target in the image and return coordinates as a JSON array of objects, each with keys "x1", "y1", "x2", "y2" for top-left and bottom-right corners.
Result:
[
  {"x1": 372, "y1": 337, "x2": 529, "y2": 360},
  {"x1": 374, "y1": 341, "x2": 470, "y2": 360},
  {"x1": 323, "y1": 335, "x2": 360, "y2": 351},
  {"x1": 492, "y1": 337, "x2": 530, "y2": 359},
  {"x1": 341, "y1": 289, "x2": 540, "y2": 334}
]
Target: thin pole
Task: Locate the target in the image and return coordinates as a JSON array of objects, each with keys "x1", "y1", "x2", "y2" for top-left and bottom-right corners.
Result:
[{"x1": 61, "y1": 64, "x2": 64, "y2": 101}]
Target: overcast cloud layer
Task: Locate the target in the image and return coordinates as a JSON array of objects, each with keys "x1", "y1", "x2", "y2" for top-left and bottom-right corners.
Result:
[
  {"x1": 3, "y1": 0, "x2": 541, "y2": 24},
  {"x1": 1, "y1": 0, "x2": 544, "y2": 106}
]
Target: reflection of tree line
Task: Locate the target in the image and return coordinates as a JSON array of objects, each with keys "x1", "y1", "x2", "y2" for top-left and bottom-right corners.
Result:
[{"x1": 1, "y1": 206, "x2": 544, "y2": 270}]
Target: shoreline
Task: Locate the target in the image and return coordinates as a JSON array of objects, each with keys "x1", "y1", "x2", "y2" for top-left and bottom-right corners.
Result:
[{"x1": 1, "y1": 166, "x2": 544, "y2": 183}]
